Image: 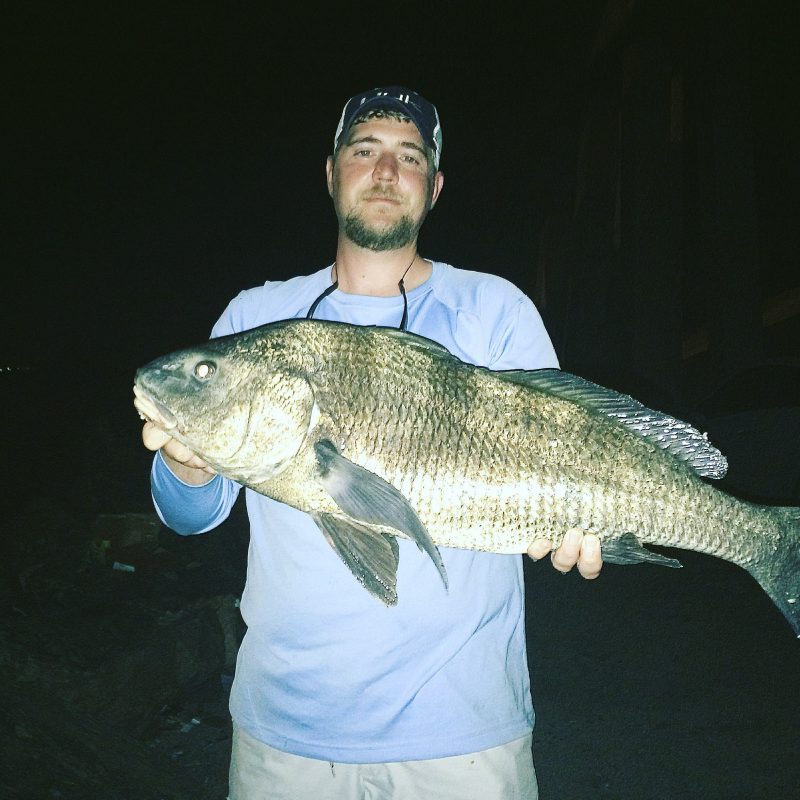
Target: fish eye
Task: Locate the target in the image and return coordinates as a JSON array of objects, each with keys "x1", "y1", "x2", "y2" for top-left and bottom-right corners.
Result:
[{"x1": 194, "y1": 360, "x2": 216, "y2": 380}]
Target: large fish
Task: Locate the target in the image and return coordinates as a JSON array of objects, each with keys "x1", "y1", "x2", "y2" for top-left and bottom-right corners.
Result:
[{"x1": 133, "y1": 319, "x2": 800, "y2": 635}]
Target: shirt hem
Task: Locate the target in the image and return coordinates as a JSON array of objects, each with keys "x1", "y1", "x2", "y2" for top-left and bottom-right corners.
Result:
[{"x1": 232, "y1": 717, "x2": 534, "y2": 764}]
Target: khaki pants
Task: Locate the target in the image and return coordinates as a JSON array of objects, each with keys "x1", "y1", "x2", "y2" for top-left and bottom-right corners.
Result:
[{"x1": 228, "y1": 726, "x2": 538, "y2": 800}]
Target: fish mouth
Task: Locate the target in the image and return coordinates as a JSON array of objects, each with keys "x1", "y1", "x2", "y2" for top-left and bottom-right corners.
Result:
[{"x1": 133, "y1": 384, "x2": 178, "y2": 430}]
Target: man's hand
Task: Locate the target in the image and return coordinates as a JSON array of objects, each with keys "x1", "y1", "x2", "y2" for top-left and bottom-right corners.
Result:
[
  {"x1": 141, "y1": 420, "x2": 216, "y2": 476},
  {"x1": 527, "y1": 529, "x2": 603, "y2": 580},
  {"x1": 135, "y1": 390, "x2": 216, "y2": 484}
]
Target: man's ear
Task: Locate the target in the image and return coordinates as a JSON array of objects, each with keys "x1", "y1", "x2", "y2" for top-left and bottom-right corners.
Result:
[
  {"x1": 325, "y1": 155, "x2": 335, "y2": 198},
  {"x1": 430, "y1": 171, "x2": 444, "y2": 208}
]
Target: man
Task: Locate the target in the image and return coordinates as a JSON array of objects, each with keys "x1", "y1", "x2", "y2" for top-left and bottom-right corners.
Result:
[{"x1": 137, "y1": 86, "x2": 602, "y2": 799}]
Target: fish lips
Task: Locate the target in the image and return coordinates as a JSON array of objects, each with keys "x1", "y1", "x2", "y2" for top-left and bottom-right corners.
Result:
[{"x1": 133, "y1": 384, "x2": 178, "y2": 430}]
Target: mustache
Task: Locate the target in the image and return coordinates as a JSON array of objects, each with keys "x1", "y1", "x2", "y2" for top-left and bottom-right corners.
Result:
[{"x1": 362, "y1": 189, "x2": 404, "y2": 202}]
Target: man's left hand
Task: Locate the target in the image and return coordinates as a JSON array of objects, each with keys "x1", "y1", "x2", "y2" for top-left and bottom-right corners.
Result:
[{"x1": 527, "y1": 529, "x2": 602, "y2": 580}]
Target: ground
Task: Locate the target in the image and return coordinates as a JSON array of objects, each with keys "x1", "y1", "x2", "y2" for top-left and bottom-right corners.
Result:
[{"x1": 3, "y1": 495, "x2": 798, "y2": 799}]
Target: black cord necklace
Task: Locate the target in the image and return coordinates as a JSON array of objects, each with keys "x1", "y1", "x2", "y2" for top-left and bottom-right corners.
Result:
[{"x1": 306, "y1": 255, "x2": 417, "y2": 331}]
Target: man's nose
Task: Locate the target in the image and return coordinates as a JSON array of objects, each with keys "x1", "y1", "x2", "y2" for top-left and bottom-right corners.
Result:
[{"x1": 373, "y1": 153, "x2": 398, "y2": 181}]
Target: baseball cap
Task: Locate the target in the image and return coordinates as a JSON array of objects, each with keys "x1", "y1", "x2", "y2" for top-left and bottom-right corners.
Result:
[{"x1": 333, "y1": 86, "x2": 443, "y2": 169}]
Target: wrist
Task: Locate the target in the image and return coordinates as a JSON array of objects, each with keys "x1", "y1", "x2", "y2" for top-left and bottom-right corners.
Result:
[{"x1": 158, "y1": 449, "x2": 216, "y2": 486}]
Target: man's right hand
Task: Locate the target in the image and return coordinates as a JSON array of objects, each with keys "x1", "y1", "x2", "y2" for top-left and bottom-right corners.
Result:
[
  {"x1": 135, "y1": 388, "x2": 216, "y2": 484},
  {"x1": 141, "y1": 420, "x2": 217, "y2": 484}
]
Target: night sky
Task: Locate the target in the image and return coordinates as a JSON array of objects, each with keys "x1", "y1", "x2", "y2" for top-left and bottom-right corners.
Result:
[
  {"x1": 3, "y1": 4, "x2": 575, "y2": 365},
  {"x1": 5, "y1": 2, "x2": 798, "y2": 377}
]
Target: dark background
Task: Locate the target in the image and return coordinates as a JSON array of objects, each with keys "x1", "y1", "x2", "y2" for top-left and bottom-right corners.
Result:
[{"x1": 3, "y1": 1, "x2": 799, "y2": 798}]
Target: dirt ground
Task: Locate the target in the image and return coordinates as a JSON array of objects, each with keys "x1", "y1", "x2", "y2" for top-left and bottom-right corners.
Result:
[
  {"x1": 2, "y1": 496, "x2": 798, "y2": 800},
  {"x1": 0, "y1": 499, "x2": 246, "y2": 800}
]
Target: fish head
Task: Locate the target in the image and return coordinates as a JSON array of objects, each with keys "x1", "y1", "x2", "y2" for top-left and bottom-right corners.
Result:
[{"x1": 134, "y1": 337, "x2": 317, "y2": 485}]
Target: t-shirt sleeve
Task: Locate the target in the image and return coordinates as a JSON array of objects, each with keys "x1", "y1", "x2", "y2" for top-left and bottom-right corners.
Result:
[
  {"x1": 487, "y1": 292, "x2": 560, "y2": 372},
  {"x1": 150, "y1": 451, "x2": 241, "y2": 535},
  {"x1": 210, "y1": 285, "x2": 273, "y2": 339}
]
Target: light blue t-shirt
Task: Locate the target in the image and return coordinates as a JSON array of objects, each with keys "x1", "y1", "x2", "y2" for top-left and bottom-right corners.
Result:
[{"x1": 151, "y1": 261, "x2": 559, "y2": 763}]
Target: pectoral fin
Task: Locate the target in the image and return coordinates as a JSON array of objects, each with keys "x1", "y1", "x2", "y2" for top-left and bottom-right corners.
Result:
[
  {"x1": 313, "y1": 512, "x2": 400, "y2": 605},
  {"x1": 314, "y1": 439, "x2": 448, "y2": 591},
  {"x1": 602, "y1": 532, "x2": 682, "y2": 568}
]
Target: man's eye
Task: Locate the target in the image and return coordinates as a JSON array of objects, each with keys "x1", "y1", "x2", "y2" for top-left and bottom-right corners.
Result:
[
  {"x1": 355, "y1": 149, "x2": 372, "y2": 157},
  {"x1": 401, "y1": 154, "x2": 421, "y2": 165}
]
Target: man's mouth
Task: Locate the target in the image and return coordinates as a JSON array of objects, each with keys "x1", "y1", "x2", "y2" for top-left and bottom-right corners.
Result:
[{"x1": 364, "y1": 192, "x2": 402, "y2": 204}]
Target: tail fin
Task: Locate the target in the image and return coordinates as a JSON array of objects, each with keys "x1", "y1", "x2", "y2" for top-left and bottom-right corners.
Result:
[{"x1": 746, "y1": 507, "x2": 800, "y2": 638}]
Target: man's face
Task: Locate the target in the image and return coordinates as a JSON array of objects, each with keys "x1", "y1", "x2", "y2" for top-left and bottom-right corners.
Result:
[{"x1": 326, "y1": 116, "x2": 444, "y2": 251}]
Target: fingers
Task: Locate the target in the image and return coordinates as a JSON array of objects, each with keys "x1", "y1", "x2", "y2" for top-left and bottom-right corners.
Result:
[
  {"x1": 527, "y1": 529, "x2": 603, "y2": 580},
  {"x1": 140, "y1": 421, "x2": 215, "y2": 475},
  {"x1": 135, "y1": 391, "x2": 214, "y2": 479},
  {"x1": 162, "y1": 437, "x2": 215, "y2": 473},
  {"x1": 527, "y1": 538, "x2": 553, "y2": 561},
  {"x1": 549, "y1": 528, "x2": 584, "y2": 573},
  {"x1": 141, "y1": 420, "x2": 172, "y2": 452},
  {"x1": 574, "y1": 532, "x2": 602, "y2": 579}
]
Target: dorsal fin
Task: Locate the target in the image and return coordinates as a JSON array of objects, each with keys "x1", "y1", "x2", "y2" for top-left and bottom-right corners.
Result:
[{"x1": 497, "y1": 368, "x2": 728, "y2": 479}]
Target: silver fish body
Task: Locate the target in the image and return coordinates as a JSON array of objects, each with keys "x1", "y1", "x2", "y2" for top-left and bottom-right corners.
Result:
[{"x1": 134, "y1": 319, "x2": 800, "y2": 634}]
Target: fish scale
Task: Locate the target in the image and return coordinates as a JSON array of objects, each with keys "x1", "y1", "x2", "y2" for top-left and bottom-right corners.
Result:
[{"x1": 134, "y1": 318, "x2": 800, "y2": 634}]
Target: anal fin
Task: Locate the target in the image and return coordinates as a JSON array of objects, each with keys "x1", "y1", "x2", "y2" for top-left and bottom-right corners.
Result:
[{"x1": 602, "y1": 532, "x2": 683, "y2": 568}]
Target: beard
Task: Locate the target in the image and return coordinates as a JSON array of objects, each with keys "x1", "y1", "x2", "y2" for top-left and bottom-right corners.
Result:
[
  {"x1": 335, "y1": 178, "x2": 434, "y2": 252},
  {"x1": 341, "y1": 210, "x2": 422, "y2": 251}
]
